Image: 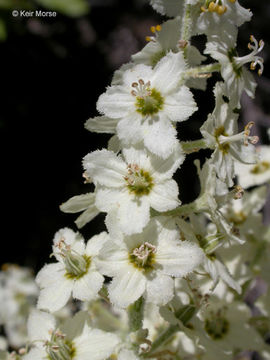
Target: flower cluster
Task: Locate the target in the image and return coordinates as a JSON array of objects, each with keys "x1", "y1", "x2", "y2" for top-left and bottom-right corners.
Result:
[{"x1": 1, "y1": 1, "x2": 270, "y2": 360}]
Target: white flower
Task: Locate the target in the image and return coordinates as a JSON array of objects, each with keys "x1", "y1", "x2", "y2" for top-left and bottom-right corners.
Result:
[
  {"x1": 36, "y1": 228, "x2": 105, "y2": 313},
  {"x1": 149, "y1": 0, "x2": 185, "y2": 17},
  {"x1": 194, "y1": 159, "x2": 245, "y2": 245},
  {"x1": 22, "y1": 310, "x2": 119, "y2": 360},
  {"x1": 190, "y1": 299, "x2": 265, "y2": 360},
  {"x1": 0, "y1": 265, "x2": 38, "y2": 324},
  {"x1": 220, "y1": 185, "x2": 268, "y2": 238},
  {"x1": 96, "y1": 52, "x2": 197, "y2": 159},
  {"x1": 200, "y1": 82, "x2": 258, "y2": 186},
  {"x1": 186, "y1": 215, "x2": 241, "y2": 293},
  {"x1": 131, "y1": 18, "x2": 207, "y2": 90},
  {"x1": 0, "y1": 265, "x2": 38, "y2": 348},
  {"x1": 235, "y1": 145, "x2": 270, "y2": 188},
  {"x1": 205, "y1": 30, "x2": 264, "y2": 108},
  {"x1": 83, "y1": 145, "x2": 184, "y2": 235},
  {"x1": 97, "y1": 217, "x2": 203, "y2": 308},
  {"x1": 60, "y1": 192, "x2": 99, "y2": 229},
  {"x1": 197, "y1": 0, "x2": 252, "y2": 37}
]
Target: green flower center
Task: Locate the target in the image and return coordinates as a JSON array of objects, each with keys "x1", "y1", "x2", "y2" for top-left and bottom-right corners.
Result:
[
  {"x1": 46, "y1": 330, "x2": 75, "y2": 360},
  {"x1": 214, "y1": 126, "x2": 230, "y2": 154},
  {"x1": 125, "y1": 164, "x2": 154, "y2": 196},
  {"x1": 131, "y1": 79, "x2": 164, "y2": 116},
  {"x1": 204, "y1": 308, "x2": 230, "y2": 340},
  {"x1": 64, "y1": 253, "x2": 91, "y2": 280},
  {"x1": 228, "y1": 48, "x2": 243, "y2": 78},
  {"x1": 54, "y1": 240, "x2": 91, "y2": 279},
  {"x1": 250, "y1": 161, "x2": 270, "y2": 174},
  {"x1": 129, "y1": 242, "x2": 156, "y2": 272}
]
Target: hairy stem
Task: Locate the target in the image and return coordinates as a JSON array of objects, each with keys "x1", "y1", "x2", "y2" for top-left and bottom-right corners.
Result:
[
  {"x1": 181, "y1": 139, "x2": 209, "y2": 153},
  {"x1": 144, "y1": 305, "x2": 196, "y2": 358}
]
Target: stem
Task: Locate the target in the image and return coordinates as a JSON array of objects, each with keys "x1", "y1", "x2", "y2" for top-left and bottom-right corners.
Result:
[
  {"x1": 181, "y1": 139, "x2": 209, "y2": 153},
  {"x1": 179, "y1": 63, "x2": 221, "y2": 85},
  {"x1": 144, "y1": 305, "x2": 196, "y2": 358},
  {"x1": 181, "y1": 2, "x2": 192, "y2": 43}
]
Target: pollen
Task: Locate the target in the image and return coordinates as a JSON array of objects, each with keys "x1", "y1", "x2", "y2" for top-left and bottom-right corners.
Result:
[
  {"x1": 145, "y1": 24, "x2": 162, "y2": 42},
  {"x1": 201, "y1": 0, "x2": 228, "y2": 15}
]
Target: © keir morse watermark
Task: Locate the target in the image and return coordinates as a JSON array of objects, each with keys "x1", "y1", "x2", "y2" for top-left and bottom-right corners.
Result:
[{"x1": 12, "y1": 9, "x2": 57, "y2": 18}]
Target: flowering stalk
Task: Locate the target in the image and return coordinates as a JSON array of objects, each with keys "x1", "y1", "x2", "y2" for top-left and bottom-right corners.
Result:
[{"x1": 1, "y1": 1, "x2": 270, "y2": 360}]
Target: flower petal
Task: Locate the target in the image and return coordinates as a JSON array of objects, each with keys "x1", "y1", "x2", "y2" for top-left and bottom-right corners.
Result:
[
  {"x1": 60, "y1": 193, "x2": 96, "y2": 213},
  {"x1": 164, "y1": 86, "x2": 197, "y2": 122},
  {"x1": 27, "y1": 309, "x2": 56, "y2": 343},
  {"x1": 97, "y1": 85, "x2": 134, "y2": 118},
  {"x1": 117, "y1": 116, "x2": 143, "y2": 145},
  {"x1": 85, "y1": 232, "x2": 109, "y2": 257},
  {"x1": 156, "y1": 241, "x2": 203, "y2": 277},
  {"x1": 83, "y1": 149, "x2": 126, "y2": 187},
  {"x1": 145, "y1": 274, "x2": 174, "y2": 305},
  {"x1": 75, "y1": 206, "x2": 100, "y2": 229},
  {"x1": 150, "y1": 143, "x2": 185, "y2": 180},
  {"x1": 152, "y1": 51, "x2": 186, "y2": 93},
  {"x1": 122, "y1": 63, "x2": 154, "y2": 87},
  {"x1": 95, "y1": 187, "x2": 128, "y2": 212},
  {"x1": 118, "y1": 196, "x2": 150, "y2": 235},
  {"x1": 108, "y1": 269, "x2": 146, "y2": 308},
  {"x1": 84, "y1": 116, "x2": 118, "y2": 134},
  {"x1": 74, "y1": 325, "x2": 119, "y2": 360},
  {"x1": 148, "y1": 180, "x2": 180, "y2": 212},
  {"x1": 22, "y1": 347, "x2": 47, "y2": 360},
  {"x1": 142, "y1": 118, "x2": 178, "y2": 159},
  {"x1": 72, "y1": 271, "x2": 104, "y2": 301},
  {"x1": 97, "y1": 240, "x2": 129, "y2": 277},
  {"x1": 36, "y1": 263, "x2": 73, "y2": 313}
]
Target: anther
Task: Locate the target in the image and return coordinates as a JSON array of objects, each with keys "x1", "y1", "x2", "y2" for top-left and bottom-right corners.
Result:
[
  {"x1": 243, "y1": 122, "x2": 259, "y2": 146},
  {"x1": 208, "y1": 2, "x2": 217, "y2": 12},
  {"x1": 217, "y1": 5, "x2": 227, "y2": 15},
  {"x1": 233, "y1": 185, "x2": 244, "y2": 200},
  {"x1": 178, "y1": 40, "x2": 188, "y2": 49}
]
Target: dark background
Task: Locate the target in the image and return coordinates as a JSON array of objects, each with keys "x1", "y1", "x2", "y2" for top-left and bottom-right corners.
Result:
[{"x1": 0, "y1": 0, "x2": 269, "y2": 272}]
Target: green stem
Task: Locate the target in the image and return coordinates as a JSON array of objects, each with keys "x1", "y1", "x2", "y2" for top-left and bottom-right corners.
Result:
[
  {"x1": 181, "y1": 2, "x2": 192, "y2": 42},
  {"x1": 144, "y1": 305, "x2": 196, "y2": 358},
  {"x1": 179, "y1": 63, "x2": 221, "y2": 85},
  {"x1": 181, "y1": 139, "x2": 209, "y2": 153}
]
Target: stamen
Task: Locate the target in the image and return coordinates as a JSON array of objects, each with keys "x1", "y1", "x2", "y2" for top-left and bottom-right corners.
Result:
[
  {"x1": 201, "y1": 0, "x2": 228, "y2": 15},
  {"x1": 217, "y1": 122, "x2": 259, "y2": 148},
  {"x1": 82, "y1": 172, "x2": 92, "y2": 184},
  {"x1": 132, "y1": 242, "x2": 156, "y2": 266},
  {"x1": 145, "y1": 24, "x2": 162, "y2": 42},
  {"x1": 53, "y1": 238, "x2": 90, "y2": 278},
  {"x1": 244, "y1": 122, "x2": 259, "y2": 146},
  {"x1": 130, "y1": 79, "x2": 152, "y2": 99},
  {"x1": 232, "y1": 185, "x2": 244, "y2": 200},
  {"x1": 234, "y1": 35, "x2": 264, "y2": 76},
  {"x1": 178, "y1": 40, "x2": 188, "y2": 49},
  {"x1": 45, "y1": 329, "x2": 74, "y2": 360}
]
